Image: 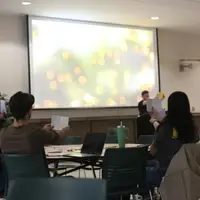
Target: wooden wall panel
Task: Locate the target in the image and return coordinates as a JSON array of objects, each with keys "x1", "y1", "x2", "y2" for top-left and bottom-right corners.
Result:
[
  {"x1": 68, "y1": 120, "x2": 90, "y2": 136},
  {"x1": 30, "y1": 117, "x2": 137, "y2": 142},
  {"x1": 91, "y1": 119, "x2": 120, "y2": 133},
  {"x1": 91, "y1": 119, "x2": 136, "y2": 142},
  {"x1": 29, "y1": 114, "x2": 200, "y2": 143}
]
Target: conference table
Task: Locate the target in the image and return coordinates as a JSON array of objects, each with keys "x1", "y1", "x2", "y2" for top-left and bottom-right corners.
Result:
[{"x1": 45, "y1": 144, "x2": 144, "y2": 177}]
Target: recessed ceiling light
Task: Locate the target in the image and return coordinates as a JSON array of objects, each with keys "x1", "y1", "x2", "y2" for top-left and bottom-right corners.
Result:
[
  {"x1": 151, "y1": 16, "x2": 159, "y2": 20},
  {"x1": 22, "y1": 1, "x2": 31, "y2": 5}
]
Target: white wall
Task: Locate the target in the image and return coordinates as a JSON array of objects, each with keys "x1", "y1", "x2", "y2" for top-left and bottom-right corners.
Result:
[
  {"x1": 159, "y1": 30, "x2": 200, "y2": 111},
  {"x1": 0, "y1": 15, "x2": 29, "y2": 96},
  {"x1": 0, "y1": 15, "x2": 200, "y2": 119}
]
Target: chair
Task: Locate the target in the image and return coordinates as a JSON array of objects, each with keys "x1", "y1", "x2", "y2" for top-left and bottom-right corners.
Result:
[
  {"x1": 106, "y1": 128, "x2": 117, "y2": 144},
  {"x1": 7, "y1": 178, "x2": 106, "y2": 200},
  {"x1": 3, "y1": 152, "x2": 49, "y2": 181},
  {"x1": 106, "y1": 135, "x2": 118, "y2": 144},
  {"x1": 81, "y1": 132, "x2": 107, "y2": 178},
  {"x1": 59, "y1": 136, "x2": 82, "y2": 145},
  {"x1": 138, "y1": 135, "x2": 154, "y2": 145},
  {"x1": 137, "y1": 115, "x2": 154, "y2": 138},
  {"x1": 102, "y1": 146, "x2": 151, "y2": 199},
  {"x1": 3, "y1": 152, "x2": 49, "y2": 196},
  {"x1": 52, "y1": 136, "x2": 82, "y2": 177}
]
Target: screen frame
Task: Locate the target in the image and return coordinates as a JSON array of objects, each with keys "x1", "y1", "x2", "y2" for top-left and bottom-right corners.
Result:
[{"x1": 27, "y1": 15, "x2": 161, "y2": 110}]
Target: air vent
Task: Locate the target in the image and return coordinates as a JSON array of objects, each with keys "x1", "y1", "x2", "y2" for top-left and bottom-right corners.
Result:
[{"x1": 184, "y1": 0, "x2": 200, "y2": 3}]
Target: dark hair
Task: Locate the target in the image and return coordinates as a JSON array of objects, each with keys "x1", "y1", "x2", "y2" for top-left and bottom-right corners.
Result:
[
  {"x1": 165, "y1": 91, "x2": 196, "y2": 143},
  {"x1": 9, "y1": 91, "x2": 35, "y2": 121},
  {"x1": 141, "y1": 90, "x2": 149, "y2": 96}
]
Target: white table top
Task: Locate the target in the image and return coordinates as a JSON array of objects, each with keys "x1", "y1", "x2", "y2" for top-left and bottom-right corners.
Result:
[{"x1": 45, "y1": 143, "x2": 143, "y2": 159}]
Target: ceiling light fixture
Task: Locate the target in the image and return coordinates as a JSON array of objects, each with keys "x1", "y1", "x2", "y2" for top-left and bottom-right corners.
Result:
[
  {"x1": 151, "y1": 16, "x2": 159, "y2": 20},
  {"x1": 22, "y1": 1, "x2": 31, "y2": 5}
]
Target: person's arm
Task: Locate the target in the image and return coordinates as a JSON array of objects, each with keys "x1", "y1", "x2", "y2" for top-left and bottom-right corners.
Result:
[
  {"x1": 150, "y1": 125, "x2": 165, "y2": 156},
  {"x1": 142, "y1": 100, "x2": 147, "y2": 105},
  {"x1": 138, "y1": 101, "x2": 146, "y2": 116},
  {"x1": 39, "y1": 124, "x2": 70, "y2": 145},
  {"x1": 149, "y1": 118, "x2": 160, "y2": 130}
]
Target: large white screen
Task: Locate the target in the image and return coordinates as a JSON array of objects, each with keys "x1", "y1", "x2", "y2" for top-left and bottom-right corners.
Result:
[{"x1": 28, "y1": 16, "x2": 159, "y2": 108}]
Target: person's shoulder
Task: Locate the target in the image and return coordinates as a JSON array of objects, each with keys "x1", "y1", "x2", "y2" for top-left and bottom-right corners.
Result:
[
  {"x1": 0, "y1": 125, "x2": 15, "y2": 141},
  {"x1": 0, "y1": 127, "x2": 8, "y2": 135},
  {"x1": 24, "y1": 124, "x2": 43, "y2": 134},
  {"x1": 157, "y1": 120, "x2": 172, "y2": 132},
  {"x1": 138, "y1": 100, "x2": 143, "y2": 106},
  {"x1": 0, "y1": 125, "x2": 14, "y2": 134}
]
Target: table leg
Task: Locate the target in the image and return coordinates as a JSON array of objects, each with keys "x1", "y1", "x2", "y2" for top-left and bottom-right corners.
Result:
[
  {"x1": 53, "y1": 161, "x2": 59, "y2": 177},
  {"x1": 91, "y1": 165, "x2": 97, "y2": 178},
  {"x1": 58, "y1": 163, "x2": 89, "y2": 177}
]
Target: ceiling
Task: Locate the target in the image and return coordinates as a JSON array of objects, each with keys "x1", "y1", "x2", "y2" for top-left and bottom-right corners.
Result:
[{"x1": 0, "y1": 0, "x2": 200, "y2": 32}]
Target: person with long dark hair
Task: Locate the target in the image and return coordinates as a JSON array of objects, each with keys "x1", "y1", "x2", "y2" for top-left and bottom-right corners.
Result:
[{"x1": 147, "y1": 91, "x2": 199, "y2": 185}]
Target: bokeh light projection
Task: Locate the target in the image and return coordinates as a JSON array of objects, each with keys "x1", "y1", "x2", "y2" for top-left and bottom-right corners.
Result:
[{"x1": 28, "y1": 17, "x2": 159, "y2": 108}]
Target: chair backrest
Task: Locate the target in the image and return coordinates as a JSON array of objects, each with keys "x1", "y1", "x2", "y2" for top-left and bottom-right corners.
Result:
[
  {"x1": 138, "y1": 135, "x2": 154, "y2": 145},
  {"x1": 106, "y1": 128, "x2": 117, "y2": 144},
  {"x1": 3, "y1": 152, "x2": 49, "y2": 182},
  {"x1": 59, "y1": 136, "x2": 82, "y2": 145},
  {"x1": 102, "y1": 146, "x2": 148, "y2": 195},
  {"x1": 81, "y1": 132, "x2": 107, "y2": 154},
  {"x1": 137, "y1": 115, "x2": 154, "y2": 137},
  {"x1": 7, "y1": 178, "x2": 106, "y2": 200},
  {"x1": 105, "y1": 135, "x2": 118, "y2": 144}
]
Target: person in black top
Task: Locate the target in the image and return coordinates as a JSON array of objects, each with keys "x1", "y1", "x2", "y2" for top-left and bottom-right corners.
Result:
[
  {"x1": 147, "y1": 91, "x2": 199, "y2": 186},
  {"x1": 138, "y1": 90, "x2": 149, "y2": 116}
]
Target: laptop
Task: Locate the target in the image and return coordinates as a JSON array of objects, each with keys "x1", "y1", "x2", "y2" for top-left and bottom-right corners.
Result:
[
  {"x1": 81, "y1": 132, "x2": 107, "y2": 154},
  {"x1": 67, "y1": 132, "x2": 107, "y2": 158}
]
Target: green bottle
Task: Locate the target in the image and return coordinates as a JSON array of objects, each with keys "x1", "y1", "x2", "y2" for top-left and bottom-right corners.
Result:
[{"x1": 117, "y1": 121, "x2": 127, "y2": 148}]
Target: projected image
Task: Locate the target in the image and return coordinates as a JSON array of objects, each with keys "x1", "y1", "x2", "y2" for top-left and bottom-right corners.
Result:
[{"x1": 29, "y1": 17, "x2": 159, "y2": 108}]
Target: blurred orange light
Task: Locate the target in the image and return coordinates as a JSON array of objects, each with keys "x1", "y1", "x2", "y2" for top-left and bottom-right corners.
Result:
[
  {"x1": 57, "y1": 74, "x2": 65, "y2": 82},
  {"x1": 64, "y1": 73, "x2": 72, "y2": 82},
  {"x1": 105, "y1": 98, "x2": 117, "y2": 106},
  {"x1": 74, "y1": 67, "x2": 81, "y2": 74},
  {"x1": 62, "y1": 52, "x2": 69, "y2": 60},
  {"x1": 79, "y1": 76, "x2": 87, "y2": 85},
  {"x1": 119, "y1": 96, "x2": 126, "y2": 105},
  {"x1": 49, "y1": 81, "x2": 57, "y2": 90},
  {"x1": 44, "y1": 100, "x2": 51, "y2": 106},
  {"x1": 106, "y1": 51, "x2": 112, "y2": 57}
]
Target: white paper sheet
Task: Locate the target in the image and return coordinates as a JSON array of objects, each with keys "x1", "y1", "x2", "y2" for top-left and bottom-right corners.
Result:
[
  {"x1": 159, "y1": 108, "x2": 166, "y2": 118},
  {"x1": 51, "y1": 115, "x2": 69, "y2": 131},
  {"x1": 147, "y1": 98, "x2": 162, "y2": 112},
  {"x1": 0, "y1": 100, "x2": 7, "y2": 113}
]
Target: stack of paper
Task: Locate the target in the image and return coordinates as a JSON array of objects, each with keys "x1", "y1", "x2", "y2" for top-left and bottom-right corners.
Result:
[{"x1": 51, "y1": 115, "x2": 69, "y2": 131}]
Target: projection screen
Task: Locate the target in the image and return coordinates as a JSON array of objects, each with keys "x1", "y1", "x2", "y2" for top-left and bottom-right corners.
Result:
[{"x1": 28, "y1": 16, "x2": 159, "y2": 108}]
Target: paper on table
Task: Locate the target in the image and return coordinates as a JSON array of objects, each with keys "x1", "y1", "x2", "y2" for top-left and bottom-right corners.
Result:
[{"x1": 51, "y1": 115, "x2": 69, "y2": 131}]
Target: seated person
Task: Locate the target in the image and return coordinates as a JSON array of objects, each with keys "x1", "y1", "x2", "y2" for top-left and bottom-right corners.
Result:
[
  {"x1": 147, "y1": 91, "x2": 199, "y2": 186},
  {"x1": 0, "y1": 91, "x2": 69, "y2": 153}
]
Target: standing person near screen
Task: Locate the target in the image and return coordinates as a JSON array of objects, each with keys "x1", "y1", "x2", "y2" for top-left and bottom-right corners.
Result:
[
  {"x1": 0, "y1": 91, "x2": 70, "y2": 153},
  {"x1": 138, "y1": 90, "x2": 149, "y2": 116}
]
